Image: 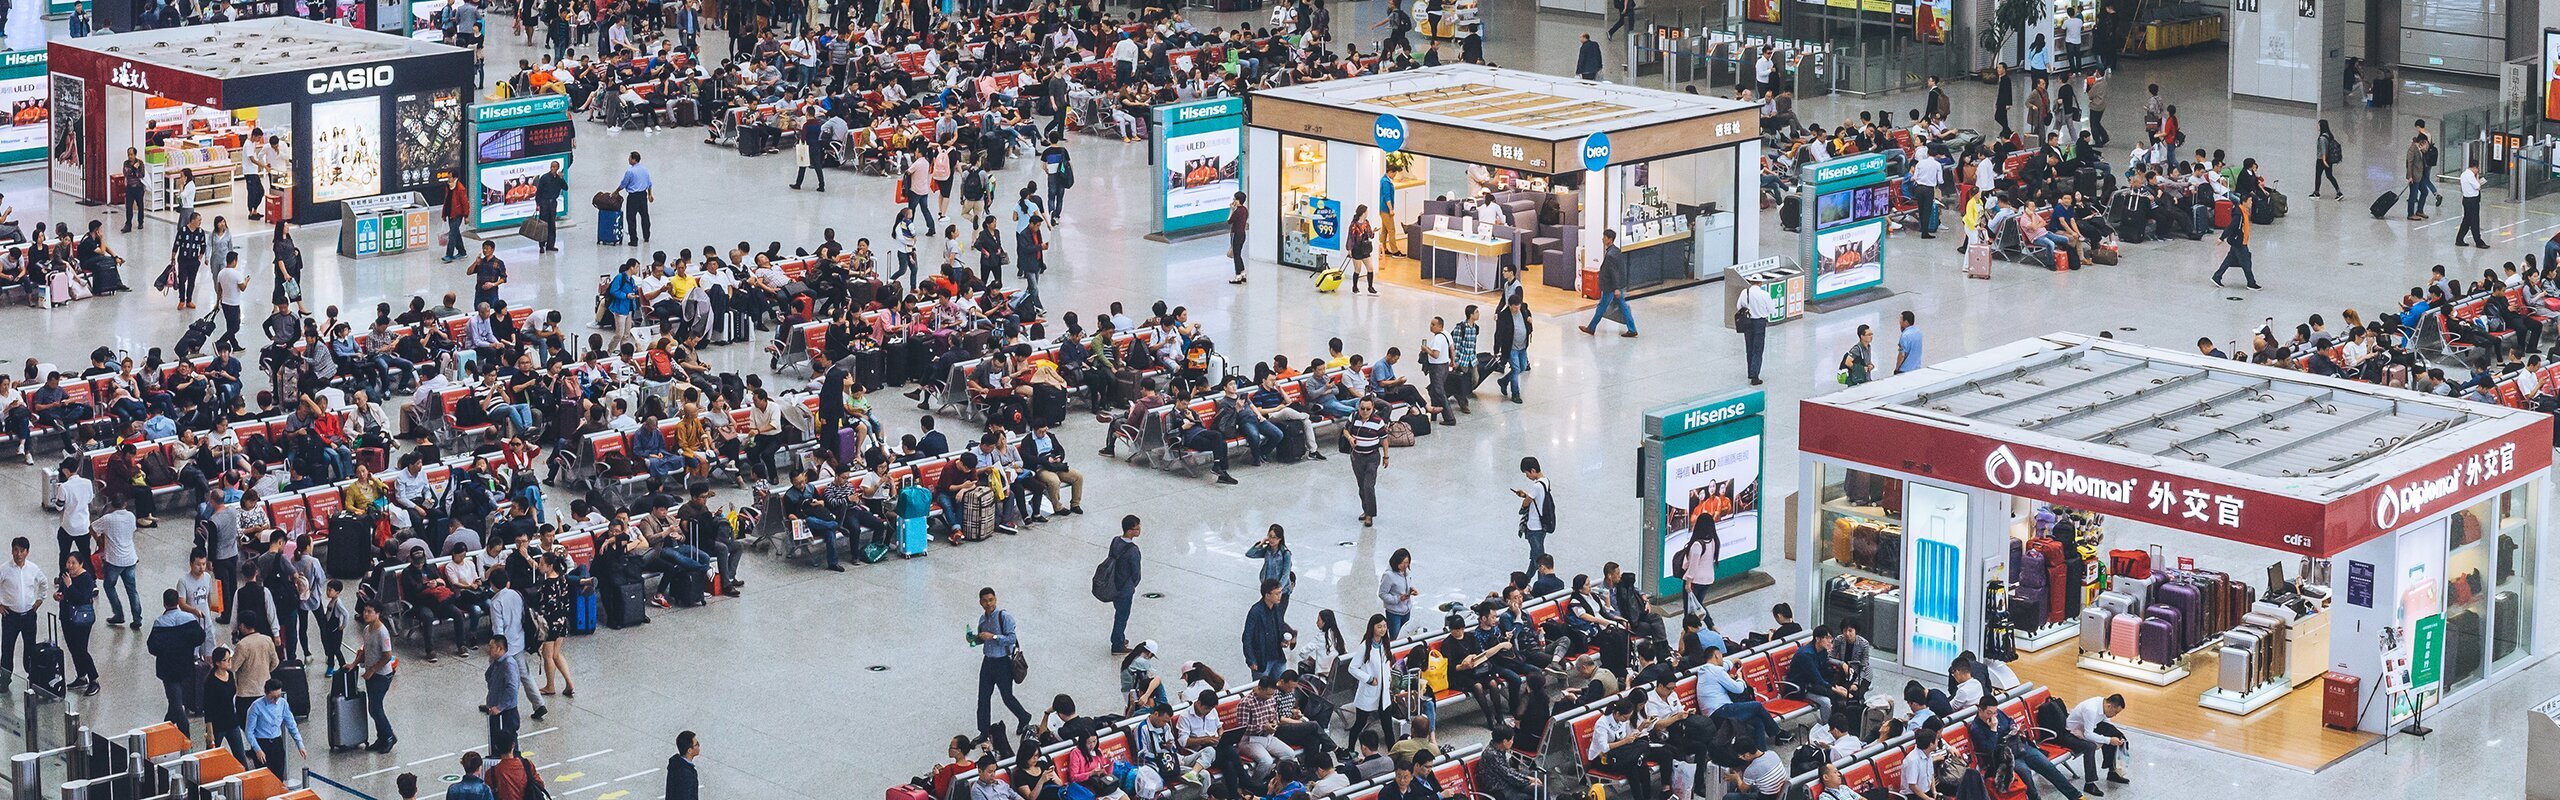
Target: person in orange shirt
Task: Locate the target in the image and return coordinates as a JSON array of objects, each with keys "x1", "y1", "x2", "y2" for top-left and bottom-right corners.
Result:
[{"x1": 2211, "y1": 196, "x2": 2258, "y2": 290}]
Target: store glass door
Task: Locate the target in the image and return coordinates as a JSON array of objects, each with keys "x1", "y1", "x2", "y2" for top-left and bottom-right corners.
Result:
[
  {"x1": 1816, "y1": 462, "x2": 1904, "y2": 657},
  {"x1": 2490, "y1": 485, "x2": 2535, "y2": 673},
  {"x1": 1278, "y1": 134, "x2": 1330, "y2": 270},
  {"x1": 2443, "y1": 499, "x2": 2493, "y2": 692}
]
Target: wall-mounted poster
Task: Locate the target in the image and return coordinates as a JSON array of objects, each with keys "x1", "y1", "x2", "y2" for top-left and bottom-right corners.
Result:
[
  {"x1": 310, "y1": 96, "x2": 384, "y2": 203},
  {"x1": 394, "y1": 89, "x2": 463, "y2": 186},
  {"x1": 48, "y1": 72, "x2": 81, "y2": 195},
  {"x1": 1746, "y1": 0, "x2": 1781, "y2": 23},
  {"x1": 2544, "y1": 30, "x2": 2560, "y2": 122},
  {"x1": 1916, "y1": 0, "x2": 1951, "y2": 42}
]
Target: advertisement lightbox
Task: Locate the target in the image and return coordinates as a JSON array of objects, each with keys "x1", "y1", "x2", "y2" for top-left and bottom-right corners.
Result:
[
  {"x1": 1798, "y1": 153, "x2": 1891, "y2": 300},
  {"x1": 469, "y1": 95, "x2": 573, "y2": 230},
  {"x1": 475, "y1": 154, "x2": 565, "y2": 227},
  {"x1": 310, "y1": 96, "x2": 385, "y2": 204},
  {"x1": 0, "y1": 50, "x2": 45, "y2": 165},
  {"x1": 1642, "y1": 389, "x2": 1768, "y2": 597},
  {"x1": 1151, "y1": 97, "x2": 1245, "y2": 238}
]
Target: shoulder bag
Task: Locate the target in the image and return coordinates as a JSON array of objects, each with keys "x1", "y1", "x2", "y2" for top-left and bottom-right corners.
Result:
[{"x1": 1009, "y1": 647, "x2": 1030, "y2": 682}]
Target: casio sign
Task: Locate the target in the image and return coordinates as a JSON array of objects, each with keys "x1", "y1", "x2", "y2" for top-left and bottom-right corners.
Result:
[
  {"x1": 108, "y1": 62, "x2": 151, "y2": 92},
  {"x1": 307, "y1": 66, "x2": 396, "y2": 95}
]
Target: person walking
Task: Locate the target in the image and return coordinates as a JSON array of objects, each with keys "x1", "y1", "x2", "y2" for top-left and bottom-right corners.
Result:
[
  {"x1": 485, "y1": 573, "x2": 549, "y2": 721},
  {"x1": 1895, "y1": 310, "x2": 1926, "y2": 374},
  {"x1": 1342, "y1": 614, "x2": 1393, "y2": 748},
  {"x1": 244, "y1": 678, "x2": 304, "y2": 780},
  {"x1": 1378, "y1": 548, "x2": 1416, "y2": 637},
  {"x1": 1605, "y1": 0, "x2": 1635, "y2": 37},
  {"x1": 147, "y1": 590, "x2": 205, "y2": 735},
  {"x1": 169, "y1": 213, "x2": 209, "y2": 309},
  {"x1": 532, "y1": 162, "x2": 566, "y2": 252},
  {"x1": 1576, "y1": 34, "x2": 1603, "y2": 80},
  {"x1": 441, "y1": 174, "x2": 471, "y2": 262},
  {"x1": 1911, "y1": 144, "x2": 1943, "y2": 238},
  {"x1": 1493, "y1": 292, "x2": 1531, "y2": 403},
  {"x1": 791, "y1": 114, "x2": 829, "y2": 191},
  {"x1": 214, "y1": 253, "x2": 249, "y2": 352},
  {"x1": 2455, "y1": 159, "x2": 2488, "y2": 248},
  {"x1": 2312, "y1": 120, "x2": 2344, "y2": 200},
  {"x1": 93, "y1": 504, "x2": 140, "y2": 628},
  {"x1": 1108, "y1": 516, "x2": 1143, "y2": 654},
  {"x1": 467, "y1": 241, "x2": 508, "y2": 309},
  {"x1": 120, "y1": 148, "x2": 147, "y2": 232},
  {"x1": 479, "y1": 635, "x2": 521, "y2": 754},
  {"x1": 1242, "y1": 579, "x2": 1287, "y2": 679},
  {"x1": 1245, "y1": 524, "x2": 1295, "y2": 616},
  {"x1": 354, "y1": 602, "x2": 398, "y2": 752},
  {"x1": 1736, "y1": 275, "x2": 1774, "y2": 385},
  {"x1": 1344, "y1": 400, "x2": 1388, "y2": 528},
  {"x1": 617, "y1": 151, "x2": 653, "y2": 246},
  {"x1": 1347, "y1": 206, "x2": 1378, "y2": 294},
  {"x1": 2403, "y1": 134, "x2": 2433, "y2": 220},
  {"x1": 1515, "y1": 458, "x2": 1554, "y2": 573},
  {"x1": 243, "y1": 129, "x2": 275, "y2": 221},
  {"x1": 1039, "y1": 136, "x2": 1073, "y2": 224},
  {"x1": 1580, "y1": 230, "x2": 1638, "y2": 337},
  {"x1": 2212, "y1": 197, "x2": 2261, "y2": 290},
  {"x1": 1227, "y1": 193, "x2": 1250, "y2": 284},
  {"x1": 2084, "y1": 72, "x2": 2109, "y2": 146},
  {"x1": 1841, "y1": 325, "x2": 1876, "y2": 386},
  {"x1": 969, "y1": 588, "x2": 1032, "y2": 744},
  {"x1": 665, "y1": 732, "x2": 702, "y2": 800}
]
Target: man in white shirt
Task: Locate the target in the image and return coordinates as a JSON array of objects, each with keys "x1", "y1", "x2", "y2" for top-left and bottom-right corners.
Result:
[
  {"x1": 2062, "y1": 8, "x2": 2085, "y2": 71},
  {"x1": 1420, "y1": 317, "x2": 1456, "y2": 426},
  {"x1": 92, "y1": 507, "x2": 142, "y2": 627},
  {"x1": 2061, "y1": 694, "x2": 2130, "y2": 793},
  {"x1": 1729, "y1": 745, "x2": 1787, "y2": 799},
  {"x1": 1735, "y1": 276, "x2": 1775, "y2": 385},
  {"x1": 1586, "y1": 698, "x2": 1671, "y2": 800},
  {"x1": 1172, "y1": 689, "x2": 1223, "y2": 762},
  {"x1": 1948, "y1": 660, "x2": 1987, "y2": 710},
  {"x1": 53, "y1": 460, "x2": 95, "y2": 565},
  {"x1": 243, "y1": 129, "x2": 275, "y2": 221},
  {"x1": 0, "y1": 537, "x2": 49, "y2": 684},
  {"x1": 2455, "y1": 159, "x2": 2488, "y2": 249},
  {"x1": 214, "y1": 258, "x2": 250, "y2": 351},
  {"x1": 1910, "y1": 146, "x2": 1945, "y2": 238},
  {"x1": 1899, "y1": 733, "x2": 1943, "y2": 799}
]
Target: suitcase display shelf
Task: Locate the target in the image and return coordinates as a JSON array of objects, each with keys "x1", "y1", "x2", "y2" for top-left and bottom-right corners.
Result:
[
  {"x1": 2075, "y1": 642, "x2": 2195, "y2": 686},
  {"x1": 2016, "y1": 612, "x2": 2083, "y2": 653},
  {"x1": 2198, "y1": 611, "x2": 2295, "y2": 716}
]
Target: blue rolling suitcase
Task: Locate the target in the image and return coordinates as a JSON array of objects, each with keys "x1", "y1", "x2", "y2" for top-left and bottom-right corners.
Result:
[
  {"x1": 571, "y1": 578, "x2": 600, "y2": 635},
  {"x1": 597, "y1": 209, "x2": 623, "y2": 244}
]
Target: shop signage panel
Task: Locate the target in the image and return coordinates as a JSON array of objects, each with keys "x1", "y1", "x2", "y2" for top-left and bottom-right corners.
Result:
[
  {"x1": 2326, "y1": 420, "x2": 2553, "y2": 553},
  {"x1": 1580, "y1": 131, "x2": 1612, "y2": 171},
  {"x1": 1800, "y1": 402, "x2": 2332, "y2": 555},
  {"x1": 224, "y1": 50, "x2": 473, "y2": 107},
  {"x1": 48, "y1": 45, "x2": 224, "y2": 105},
  {"x1": 1372, "y1": 113, "x2": 1406, "y2": 153},
  {"x1": 473, "y1": 94, "x2": 570, "y2": 125},
  {"x1": 1642, "y1": 388, "x2": 1767, "y2": 595}
]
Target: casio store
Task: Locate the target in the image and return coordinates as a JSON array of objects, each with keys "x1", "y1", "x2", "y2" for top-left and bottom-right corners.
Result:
[
  {"x1": 1796, "y1": 333, "x2": 2557, "y2": 771},
  {"x1": 47, "y1": 18, "x2": 473, "y2": 224},
  {"x1": 1243, "y1": 65, "x2": 1761, "y2": 308}
]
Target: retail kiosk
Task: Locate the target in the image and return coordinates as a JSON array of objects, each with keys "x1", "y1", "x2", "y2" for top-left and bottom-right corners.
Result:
[
  {"x1": 1243, "y1": 65, "x2": 1761, "y2": 308},
  {"x1": 47, "y1": 17, "x2": 472, "y2": 224},
  {"x1": 1795, "y1": 333, "x2": 2555, "y2": 771}
]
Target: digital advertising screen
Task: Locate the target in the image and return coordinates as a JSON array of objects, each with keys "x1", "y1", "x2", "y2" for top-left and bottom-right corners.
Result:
[
  {"x1": 2544, "y1": 30, "x2": 2560, "y2": 123},
  {"x1": 475, "y1": 155, "x2": 564, "y2": 226},
  {"x1": 1814, "y1": 185, "x2": 1891, "y2": 230},
  {"x1": 1660, "y1": 431, "x2": 1763, "y2": 591},
  {"x1": 48, "y1": 72, "x2": 81, "y2": 195},
  {"x1": 395, "y1": 90, "x2": 464, "y2": 186},
  {"x1": 1814, "y1": 218, "x2": 1886, "y2": 297},
  {"x1": 1162, "y1": 127, "x2": 1241, "y2": 225},
  {"x1": 0, "y1": 51, "x2": 45, "y2": 165},
  {"x1": 475, "y1": 120, "x2": 574, "y2": 164},
  {"x1": 310, "y1": 96, "x2": 385, "y2": 203}
]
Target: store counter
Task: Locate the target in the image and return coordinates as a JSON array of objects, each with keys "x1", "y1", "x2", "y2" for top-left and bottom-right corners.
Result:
[
  {"x1": 1420, "y1": 229, "x2": 1509, "y2": 292},
  {"x1": 1619, "y1": 228, "x2": 1691, "y2": 288}
]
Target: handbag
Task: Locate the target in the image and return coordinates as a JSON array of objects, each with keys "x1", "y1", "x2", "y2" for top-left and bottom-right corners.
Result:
[
  {"x1": 65, "y1": 604, "x2": 94, "y2": 626},
  {"x1": 1008, "y1": 649, "x2": 1030, "y2": 682},
  {"x1": 1384, "y1": 421, "x2": 1416, "y2": 447}
]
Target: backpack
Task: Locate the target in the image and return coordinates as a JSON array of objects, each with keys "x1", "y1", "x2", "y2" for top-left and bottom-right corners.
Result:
[
  {"x1": 2323, "y1": 134, "x2": 2342, "y2": 164},
  {"x1": 962, "y1": 169, "x2": 986, "y2": 201},
  {"x1": 1090, "y1": 547, "x2": 1122, "y2": 602},
  {"x1": 644, "y1": 348, "x2": 675, "y2": 381}
]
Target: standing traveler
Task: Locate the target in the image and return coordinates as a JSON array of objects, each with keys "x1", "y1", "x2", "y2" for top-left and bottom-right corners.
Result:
[
  {"x1": 1911, "y1": 145, "x2": 1943, "y2": 238},
  {"x1": 147, "y1": 590, "x2": 205, "y2": 734},
  {"x1": 1347, "y1": 206, "x2": 1379, "y2": 295},
  {"x1": 2084, "y1": 72, "x2": 2108, "y2": 146},
  {"x1": 1244, "y1": 525, "x2": 1295, "y2": 618},
  {"x1": 2456, "y1": 159, "x2": 2488, "y2": 248},
  {"x1": 1840, "y1": 325, "x2": 1876, "y2": 386},
  {"x1": 442, "y1": 174, "x2": 471, "y2": 262},
  {"x1": 792, "y1": 114, "x2": 829, "y2": 191},
  {"x1": 243, "y1": 130, "x2": 274, "y2": 221},
  {"x1": 1895, "y1": 311, "x2": 1926, "y2": 374},
  {"x1": 1735, "y1": 276, "x2": 1774, "y2": 385},
  {"x1": 56, "y1": 555, "x2": 98, "y2": 695},
  {"x1": 485, "y1": 573, "x2": 549, "y2": 720},
  {"x1": 1040, "y1": 136, "x2": 1073, "y2": 223},
  {"x1": 969, "y1": 588, "x2": 1033, "y2": 741},
  {"x1": 1515, "y1": 458, "x2": 1553, "y2": 573},
  {"x1": 478, "y1": 635, "x2": 521, "y2": 755},
  {"x1": 1580, "y1": 230, "x2": 1638, "y2": 337},
  {"x1": 1450, "y1": 305, "x2": 1482, "y2": 413},
  {"x1": 169, "y1": 214, "x2": 209, "y2": 309},
  {"x1": 532, "y1": 162, "x2": 566, "y2": 252},
  {"x1": 215, "y1": 255, "x2": 249, "y2": 352},
  {"x1": 1420, "y1": 317, "x2": 1458, "y2": 426},
  {"x1": 93, "y1": 503, "x2": 141, "y2": 627},
  {"x1": 1242, "y1": 580, "x2": 1288, "y2": 678},
  {"x1": 120, "y1": 148, "x2": 147, "y2": 231},
  {"x1": 467, "y1": 241, "x2": 508, "y2": 309},
  {"x1": 2311, "y1": 121, "x2": 2344, "y2": 200},
  {"x1": 0, "y1": 538, "x2": 43, "y2": 685},
  {"x1": 1344, "y1": 401, "x2": 1388, "y2": 527},
  {"x1": 1378, "y1": 548, "x2": 1416, "y2": 637},
  {"x1": 1342, "y1": 614, "x2": 1393, "y2": 749},
  {"x1": 244, "y1": 678, "x2": 303, "y2": 779},
  {"x1": 2403, "y1": 134, "x2": 2433, "y2": 220},
  {"x1": 355, "y1": 602, "x2": 398, "y2": 752},
  {"x1": 1108, "y1": 517, "x2": 1143, "y2": 653},
  {"x1": 1493, "y1": 293, "x2": 1532, "y2": 403},
  {"x1": 2211, "y1": 198, "x2": 2261, "y2": 290},
  {"x1": 1228, "y1": 193, "x2": 1250, "y2": 284},
  {"x1": 617, "y1": 152, "x2": 653, "y2": 246},
  {"x1": 1576, "y1": 34, "x2": 1603, "y2": 80}
]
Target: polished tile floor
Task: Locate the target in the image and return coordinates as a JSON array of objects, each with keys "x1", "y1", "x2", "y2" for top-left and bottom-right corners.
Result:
[{"x1": 0, "y1": 7, "x2": 2552, "y2": 799}]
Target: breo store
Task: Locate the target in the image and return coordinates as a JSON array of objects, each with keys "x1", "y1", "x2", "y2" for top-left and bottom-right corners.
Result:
[
  {"x1": 47, "y1": 17, "x2": 473, "y2": 224},
  {"x1": 1796, "y1": 333, "x2": 2555, "y2": 771}
]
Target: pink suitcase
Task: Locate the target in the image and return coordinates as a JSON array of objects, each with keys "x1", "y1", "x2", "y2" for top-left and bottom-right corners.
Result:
[{"x1": 2108, "y1": 614, "x2": 2143, "y2": 660}]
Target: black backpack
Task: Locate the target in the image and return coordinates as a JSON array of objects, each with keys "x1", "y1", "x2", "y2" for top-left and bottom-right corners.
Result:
[
  {"x1": 2323, "y1": 134, "x2": 2343, "y2": 164},
  {"x1": 1090, "y1": 549, "x2": 1122, "y2": 602}
]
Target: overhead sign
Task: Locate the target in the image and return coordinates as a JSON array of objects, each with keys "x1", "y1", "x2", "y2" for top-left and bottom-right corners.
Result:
[
  {"x1": 472, "y1": 94, "x2": 569, "y2": 124},
  {"x1": 307, "y1": 65, "x2": 398, "y2": 95},
  {"x1": 1372, "y1": 113, "x2": 1407, "y2": 153},
  {"x1": 1799, "y1": 401, "x2": 2553, "y2": 557},
  {"x1": 1580, "y1": 131, "x2": 1612, "y2": 171}
]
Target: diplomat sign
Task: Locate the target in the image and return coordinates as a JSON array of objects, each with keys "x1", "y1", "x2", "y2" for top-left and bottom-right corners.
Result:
[{"x1": 1982, "y1": 446, "x2": 2135, "y2": 505}]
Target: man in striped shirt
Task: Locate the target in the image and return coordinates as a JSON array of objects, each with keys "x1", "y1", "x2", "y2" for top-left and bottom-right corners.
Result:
[{"x1": 1343, "y1": 401, "x2": 1388, "y2": 527}]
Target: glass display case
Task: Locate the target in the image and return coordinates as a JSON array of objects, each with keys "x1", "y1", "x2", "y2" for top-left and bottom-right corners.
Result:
[
  {"x1": 1816, "y1": 463, "x2": 1904, "y2": 656},
  {"x1": 2491, "y1": 485, "x2": 2534, "y2": 671},
  {"x1": 2445, "y1": 498, "x2": 2493, "y2": 693},
  {"x1": 1279, "y1": 135, "x2": 1328, "y2": 270}
]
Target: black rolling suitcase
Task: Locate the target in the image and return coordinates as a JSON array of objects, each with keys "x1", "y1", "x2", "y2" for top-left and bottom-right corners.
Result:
[
  {"x1": 27, "y1": 615, "x2": 63, "y2": 696},
  {"x1": 2370, "y1": 190, "x2": 2400, "y2": 219},
  {"x1": 851, "y1": 347, "x2": 884, "y2": 391},
  {"x1": 177, "y1": 311, "x2": 220, "y2": 357},
  {"x1": 328, "y1": 667, "x2": 369, "y2": 751},
  {"x1": 881, "y1": 338, "x2": 912, "y2": 386},
  {"x1": 606, "y1": 580, "x2": 650, "y2": 629},
  {"x1": 326, "y1": 513, "x2": 377, "y2": 580},
  {"x1": 275, "y1": 658, "x2": 311, "y2": 717}
]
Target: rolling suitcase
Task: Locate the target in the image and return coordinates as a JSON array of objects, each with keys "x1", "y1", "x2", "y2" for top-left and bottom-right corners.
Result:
[
  {"x1": 2212, "y1": 198, "x2": 2234, "y2": 228},
  {"x1": 2155, "y1": 581, "x2": 2205, "y2": 650},
  {"x1": 2144, "y1": 604, "x2": 2186, "y2": 653},
  {"x1": 1966, "y1": 243, "x2": 1993, "y2": 279},
  {"x1": 606, "y1": 580, "x2": 649, "y2": 629},
  {"x1": 2137, "y1": 617, "x2": 2178, "y2": 664},
  {"x1": 328, "y1": 668, "x2": 369, "y2": 751},
  {"x1": 571, "y1": 581, "x2": 600, "y2": 635},
  {"x1": 2217, "y1": 644, "x2": 2255, "y2": 693},
  {"x1": 2078, "y1": 608, "x2": 2113, "y2": 652},
  {"x1": 2008, "y1": 592, "x2": 2043, "y2": 634},
  {"x1": 2495, "y1": 590, "x2": 2521, "y2": 659},
  {"x1": 2096, "y1": 591, "x2": 2134, "y2": 615},
  {"x1": 2111, "y1": 574, "x2": 2154, "y2": 615},
  {"x1": 1872, "y1": 590, "x2": 1902, "y2": 647},
  {"x1": 2038, "y1": 544, "x2": 2069, "y2": 625},
  {"x1": 2188, "y1": 204, "x2": 2211, "y2": 238},
  {"x1": 276, "y1": 659, "x2": 311, "y2": 718},
  {"x1": 887, "y1": 785, "x2": 933, "y2": 800},
  {"x1": 327, "y1": 513, "x2": 377, "y2": 580},
  {"x1": 27, "y1": 615, "x2": 63, "y2": 696},
  {"x1": 597, "y1": 209, "x2": 623, "y2": 244},
  {"x1": 2107, "y1": 614, "x2": 2144, "y2": 660},
  {"x1": 177, "y1": 311, "x2": 220, "y2": 357},
  {"x1": 2369, "y1": 190, "x2": 2398, "y2": 219}
]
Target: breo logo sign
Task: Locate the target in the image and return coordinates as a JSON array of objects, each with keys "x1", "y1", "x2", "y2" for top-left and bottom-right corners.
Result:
[
  {"x1": 1580, "y1": 132, "x2": 1612, "y2": 171},
  {"x1": 307, "y1": 66, "x2": 396, "y2": 95},
  {"x1": 1372, "y1": 114, "x2": 1407, "y2": 153}
]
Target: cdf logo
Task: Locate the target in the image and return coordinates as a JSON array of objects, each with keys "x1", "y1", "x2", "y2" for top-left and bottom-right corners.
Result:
[
  {"x1": 1580, "y1": 132, "x2": 1612, "y2": 171},
  {"x1": 1372, "y1": 114, "x2": 1407, "y2": 153}
]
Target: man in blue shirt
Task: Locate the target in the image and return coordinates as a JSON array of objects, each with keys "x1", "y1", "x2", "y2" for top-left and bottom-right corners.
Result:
[
  {"x1": 479, "y1": 635, "x2": 521, "y2": 756},
  {"x1": 617, "y1": 151, "x2": 654, "y2": 246},
  {"x1": 969, "y1": 588, "x2": 1032, "y2": 746},
  {"x1": 244, "y1": 678, "x2": 304, "y2": 779},
  {"x1": 1896, "y1": 310, "x2": 1924, "y2": 374},
  {"x1": 1787, "y1": 627, "x2": 1851, "y2": 725},
  {"x1": 1692, "y1": 646, "x2": 1785, "y2": 749}
]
